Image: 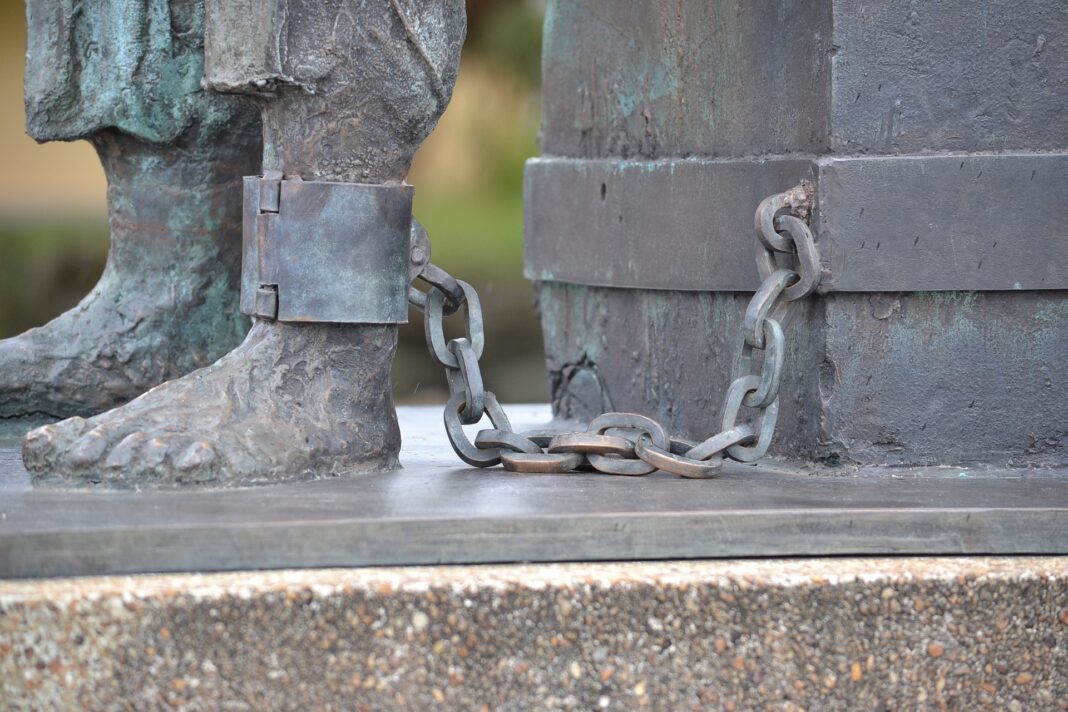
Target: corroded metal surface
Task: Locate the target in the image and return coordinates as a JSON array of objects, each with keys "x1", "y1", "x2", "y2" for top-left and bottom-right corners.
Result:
[
  {"x1": 541, "y1": 1, "x2": 832, "y2": 158},
  {"x1": 21, "y1": 0, "x2": 468, "y2": 487},
  {"x1": 539, "y1": 285, "x2": 1068, "y2": 468},
  {"x1": 525, "y1": 154, "x2": 1068, "y2": 292},
  {"x1": 0, "y1": 0, "x2": 261, "y2": 424},
  {"x1": 2, "y1": 558, "x2": 1067, "y2": 709},
  {"x1": 241, "y1": 177, "x2": 414, "y2": 323},
  {"x1": 541, "y1": 1, "x2": 1068, "y2": 158},
  {"x1": 524, "y1": 157, "x2": 813, "y2": 291},
  {"x1": 5, "y1": 406, "x2": 1068, "y2": 579},
  {"x1": 814, "y1": 154, "x2": 1068, "y2": 291},
  {"x1": 532, "y1": 0, "x2": 1068, "y2": 469}
]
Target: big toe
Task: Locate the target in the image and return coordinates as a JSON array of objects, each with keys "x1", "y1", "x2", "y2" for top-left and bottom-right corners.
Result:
[
  {"x1": 0, "y1": 335, "x2": 34, "y2": 395},
  {"x1": 22, "y1": 416, "x2": 91, "y2": 470},
  {"x1": 22, "y1": 423, "x2": 59, "y2": 469}
]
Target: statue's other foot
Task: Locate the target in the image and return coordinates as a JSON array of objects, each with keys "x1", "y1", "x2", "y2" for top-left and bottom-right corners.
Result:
[
  {"x1": 0, "y1": 123, "x2": 260, "y2": 429},
  {"x1": 0, "y1": 256, "x2": 247, "y2": 426},
  {"x1": 23, "y1": 321, "x2": 399, "y2": 488}
]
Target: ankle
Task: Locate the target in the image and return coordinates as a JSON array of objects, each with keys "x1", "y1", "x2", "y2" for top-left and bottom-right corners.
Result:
[{"x1": 91, "y1": 131, "x2": 257, "y2": 280}]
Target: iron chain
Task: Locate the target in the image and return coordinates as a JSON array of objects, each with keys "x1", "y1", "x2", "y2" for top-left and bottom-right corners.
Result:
[{"x1": 409, "y1": 182, "x2": 822, "y2": 477}]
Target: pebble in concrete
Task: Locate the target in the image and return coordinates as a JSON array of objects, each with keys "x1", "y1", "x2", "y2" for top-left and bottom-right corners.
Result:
[{"x1": 1, "y1": 557, "x2": 1067, "y2": 710}]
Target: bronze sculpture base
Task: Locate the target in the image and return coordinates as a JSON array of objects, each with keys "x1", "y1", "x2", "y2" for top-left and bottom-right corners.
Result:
[{"x1": 7, "y1": 405, "x2": 1068, "y2": 576}]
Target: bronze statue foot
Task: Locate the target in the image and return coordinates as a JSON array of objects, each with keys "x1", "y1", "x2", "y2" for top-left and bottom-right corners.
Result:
[
  {"x1": 0, "y1": 250, "x2": 244, "y2": 424},
  {"x1": 0, "y1": 131, "x2": 258, "y2": 426},
  {"x1": 7, "y1": 0, "x2": 261, "y2": 429},
  {"x1": 21, "y1": 0, "x2": 465, "y2": 486},
  {"x1": 23, "y1": 320, "x2": 399, "y2": 487}
]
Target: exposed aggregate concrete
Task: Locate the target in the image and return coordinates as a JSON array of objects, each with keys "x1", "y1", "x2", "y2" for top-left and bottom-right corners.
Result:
[{"x1": 1, "y1": 558, "x2": 1067, "y2": 710}]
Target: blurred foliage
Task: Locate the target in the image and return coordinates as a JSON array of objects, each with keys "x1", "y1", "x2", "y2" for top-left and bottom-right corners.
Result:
[
  {"x1": 467, "y1": 0, "x2": 545, "y2": 88},
  {"x1": 0, "y1": 0, "x2": 548, "y2": 403},
  {"x1": 0, "y1": 219, "x2": 109, "y2": 336},
  {"x1": 401, "y1": 3, "x2": 546, "y2": 402}
]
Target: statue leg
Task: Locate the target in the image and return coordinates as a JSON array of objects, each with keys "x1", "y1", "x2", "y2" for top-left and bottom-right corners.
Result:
[
  {"x1": 23, "y1": 0, "x2": 467, "y2": 486},
  {"x1": 0, "y1": 0, "x2": 261, "y2": 425}
]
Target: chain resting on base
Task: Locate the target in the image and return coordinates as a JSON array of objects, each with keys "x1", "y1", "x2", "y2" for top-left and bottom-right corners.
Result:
[{"x1": 408, "y1": 183, "x2": 821, "y2": 477}]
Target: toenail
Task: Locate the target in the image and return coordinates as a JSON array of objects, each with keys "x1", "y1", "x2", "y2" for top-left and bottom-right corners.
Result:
[
  {"x1": 175, "y1": 442, "x2": 216, "y2": 471},
  {"x1": 68, "y1": 431, "x2": 109, "y2": 467}
]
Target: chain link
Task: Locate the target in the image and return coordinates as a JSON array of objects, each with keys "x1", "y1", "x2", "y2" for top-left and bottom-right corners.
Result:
[{"x1": 409, "y1": 183, "x2": 822, "y2": 477}]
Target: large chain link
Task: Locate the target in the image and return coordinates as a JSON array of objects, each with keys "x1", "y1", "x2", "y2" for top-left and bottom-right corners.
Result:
[{"x1": 408, "y1": 183, "x2": 821, "y2": 477}]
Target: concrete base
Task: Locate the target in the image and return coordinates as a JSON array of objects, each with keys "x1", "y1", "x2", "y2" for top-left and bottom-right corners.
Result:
[{"x1": 3, "y1": 558, "x2": 1067, "y2": 710}]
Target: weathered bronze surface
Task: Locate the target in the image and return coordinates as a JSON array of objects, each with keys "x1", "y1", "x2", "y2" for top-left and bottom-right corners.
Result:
[
  {"x1": 241, "y1": 177, "x2": 414, "y2": 323},
  {"x1": 22, "y1": 0, "x2": 467, "y2": 487},
  {"x1": 533, "y1": 0, "x2": 1068, "y2": 468},
  {"x1": 4, "y1": 406, "x2": 1068, "y2": 579},
  {"x1": 0, "y1": 0, "x2": 261, "y2": 427},
  {"x1": 526, "y1": 154, "x2": 1068, "y2": 292}
]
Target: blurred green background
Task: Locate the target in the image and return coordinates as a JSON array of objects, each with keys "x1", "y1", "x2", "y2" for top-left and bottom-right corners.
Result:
[{"x1": 0, "y1": 0, "x2": 548, "y2": 404}]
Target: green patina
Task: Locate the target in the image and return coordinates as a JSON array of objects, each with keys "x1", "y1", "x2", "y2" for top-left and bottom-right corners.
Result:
[
  {"x1": 0, "y1": 0, "x2": 261, "y2": 422},
  {"x1": 25, "y1": 0, "x2": 231, "y2": 144}
]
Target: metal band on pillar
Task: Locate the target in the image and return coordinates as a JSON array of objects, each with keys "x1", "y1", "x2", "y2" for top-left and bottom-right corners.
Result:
[
  {"x1": 524, "y1": 153, "x2": 1068, "y2": 293},
  {"x1": 241, "y1": 173, "x2": 414, "y2": 323}
]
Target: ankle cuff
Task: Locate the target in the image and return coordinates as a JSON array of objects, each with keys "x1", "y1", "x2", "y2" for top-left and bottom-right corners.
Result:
[{"x1": 241, "y1": 173, "x2": 414, "y2": 324}]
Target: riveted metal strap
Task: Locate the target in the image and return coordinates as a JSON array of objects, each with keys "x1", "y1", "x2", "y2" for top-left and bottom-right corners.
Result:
[{"x1": 241, "y1": 175, "x2": 414, "y2": 323}]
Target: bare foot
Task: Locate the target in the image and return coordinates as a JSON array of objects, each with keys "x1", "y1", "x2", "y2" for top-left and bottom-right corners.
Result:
[
  {"x1": 23, "y1": 321, "x2": 399, "y2": 487},
  {"x1": 0, "y1": 132, "x2": 256, "y2": 425},
  {"x1": 22, "y1": 0, "x2": 466, "y2": 487},
  {"x1": 6, "y1": 0, "x2": 261, "y2": 428},
  {"x1": 0, "y1": 259, "x2": 246, "y2": 425}
]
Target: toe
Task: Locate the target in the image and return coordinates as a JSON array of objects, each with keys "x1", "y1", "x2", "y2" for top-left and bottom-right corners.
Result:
[
  {"x1": 22, "y1": 415, "x2": 93, "y2": 472},
  {"x1": 141, "y1": 435, "x2": 176, "y2": 469},
  {"x1": 68, "y1": 414, "x2": 145, "y2": 467},
  {"x1": 103, "y1": 432, "x2": 148, "y2": 470},
  {"x1": 174, "y1": 442, "x2": 217, "y2": 472},
  {"x1": 22, "y1": 424, "x2": 59, "y2": 468},
  {"x1": 134, "y1": 435, "x2": 224, "y2": 484},
  {"x1": 67, "y1": 429, "x2": 111, "y2": 468}
]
